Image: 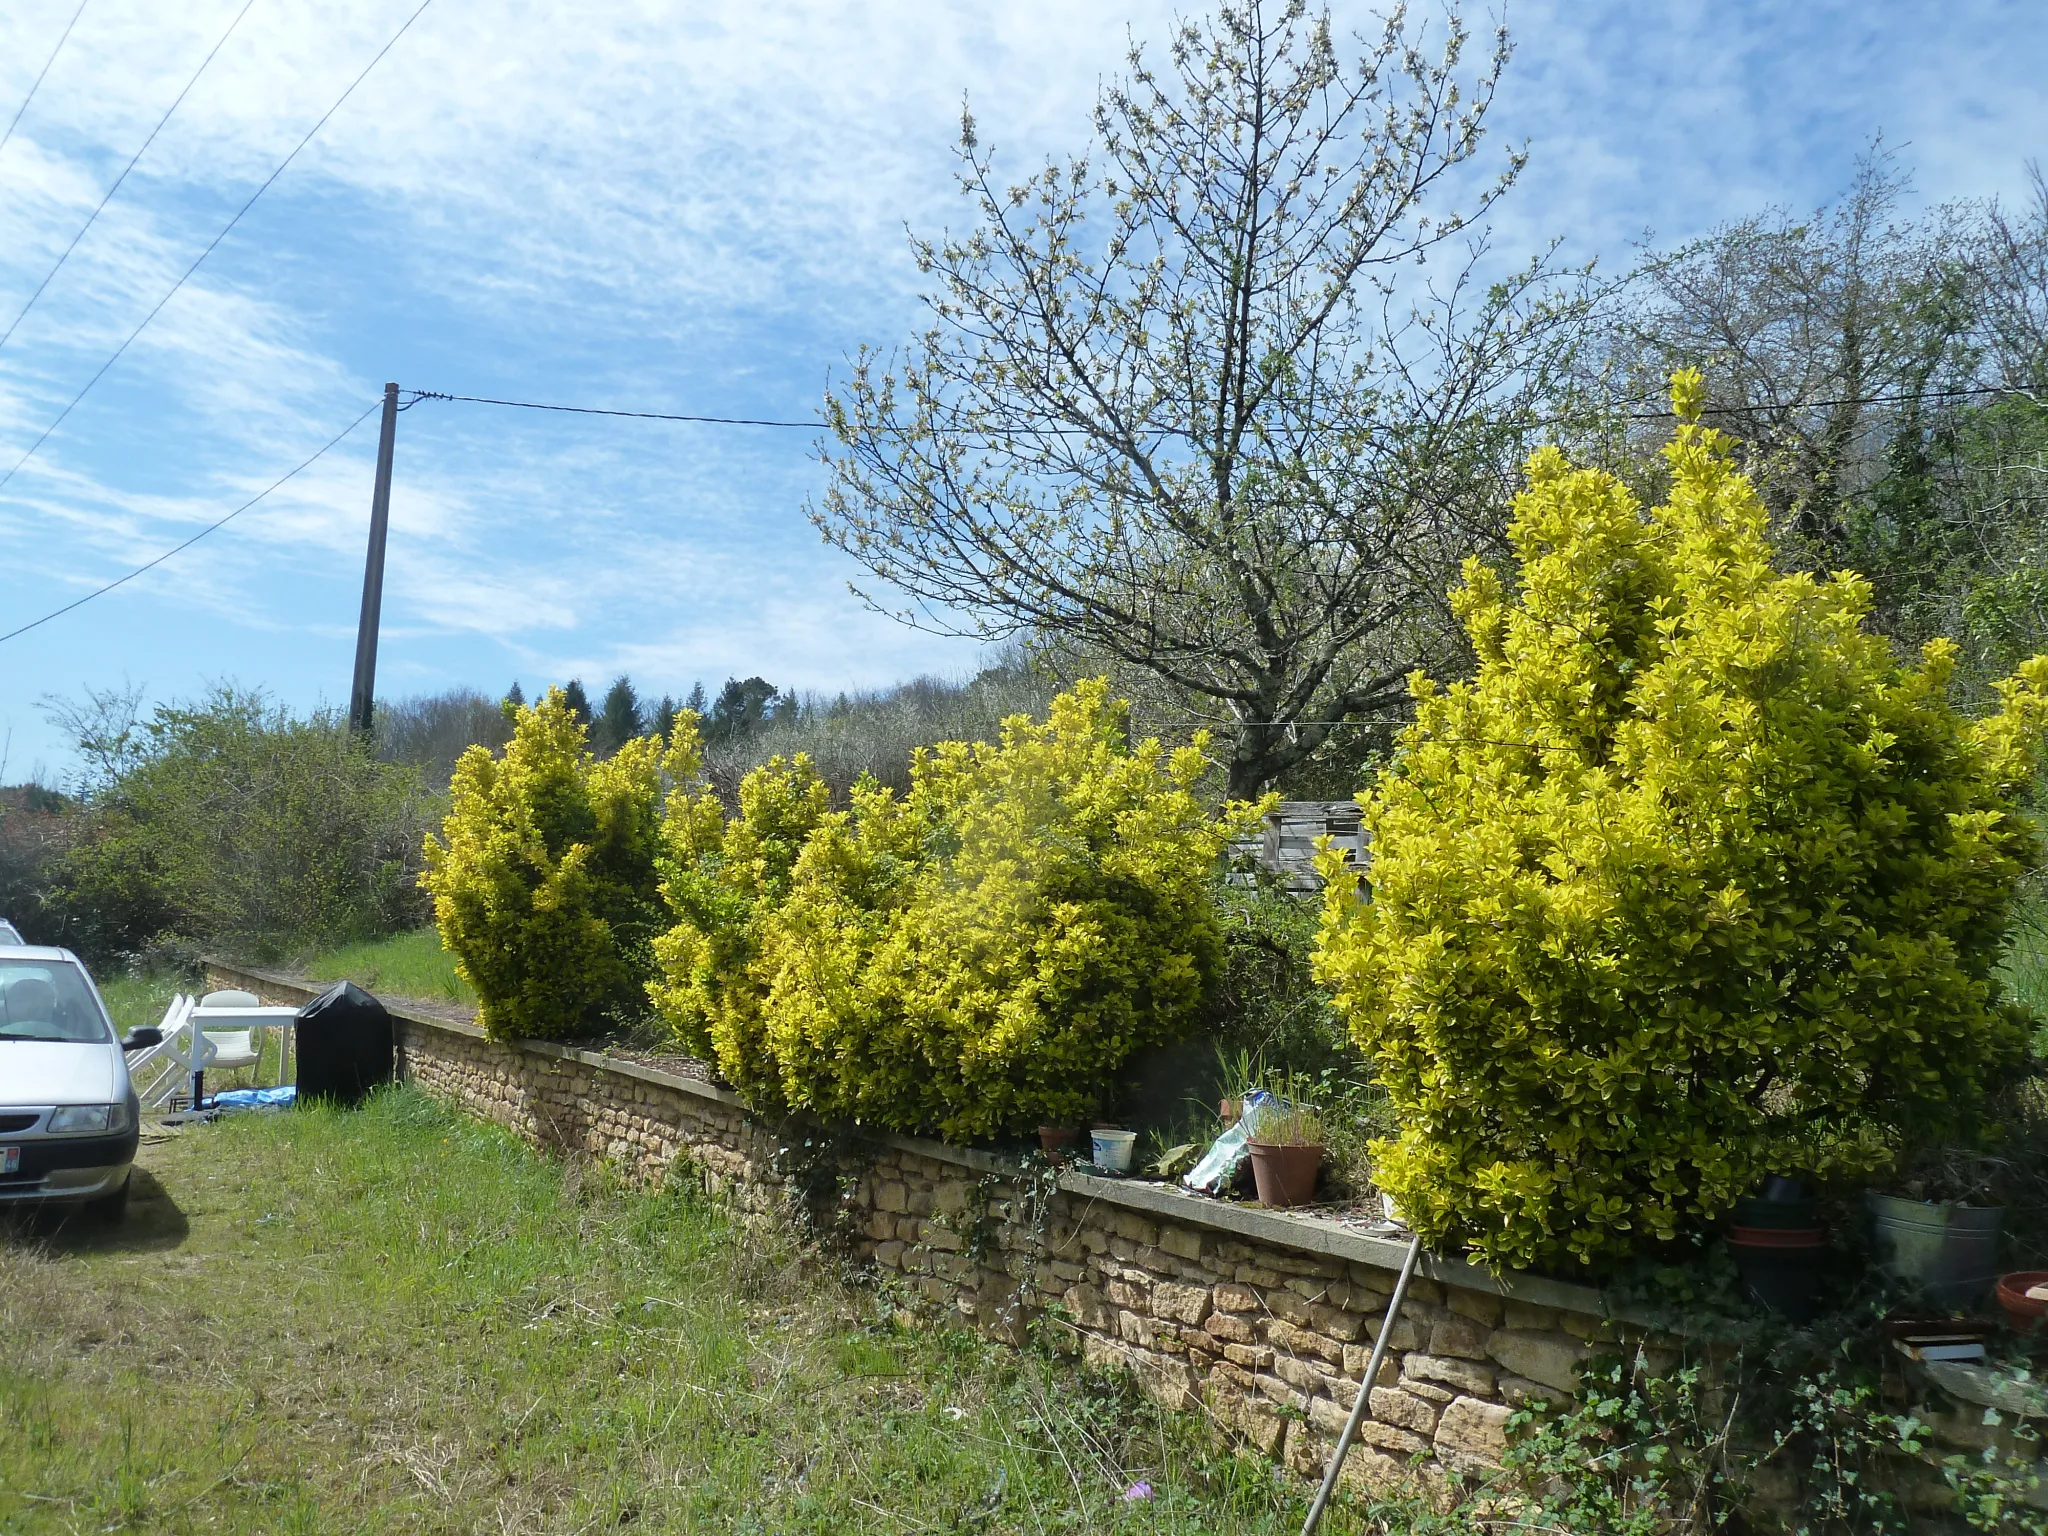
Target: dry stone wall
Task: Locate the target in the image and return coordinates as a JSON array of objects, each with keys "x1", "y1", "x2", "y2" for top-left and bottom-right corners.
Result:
[{"x1": 209, "y1": 961, "x2": 2045, "y2": 1514}]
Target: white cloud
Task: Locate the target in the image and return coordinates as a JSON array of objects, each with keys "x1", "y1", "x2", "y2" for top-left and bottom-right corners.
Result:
[{"x1": 1, "y1": 0, "x2": 2045, "y2": 771}]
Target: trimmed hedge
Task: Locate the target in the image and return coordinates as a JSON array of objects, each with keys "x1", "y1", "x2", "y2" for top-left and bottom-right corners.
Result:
[{"x1": 651, "y1": 680, "x2": 1263, "y2": 1138}]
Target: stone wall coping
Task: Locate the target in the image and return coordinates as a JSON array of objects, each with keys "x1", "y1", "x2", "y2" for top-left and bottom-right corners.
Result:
[
  {"x1": 206, "y1": 957, "x2": 1622, "y2": 1322},
  {"x1": 1922, "y1": 1360, "x2": 2048, "y2": 1418}
]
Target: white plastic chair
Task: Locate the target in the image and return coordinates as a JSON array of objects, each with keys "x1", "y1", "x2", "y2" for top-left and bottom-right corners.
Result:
[{"x1": 195, "y1": 990, "x2": 264, "y2": 1077}]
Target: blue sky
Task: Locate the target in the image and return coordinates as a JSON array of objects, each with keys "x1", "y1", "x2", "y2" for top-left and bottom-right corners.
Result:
[{"x1": 1, "y1": 0, "x2": 2044, "y2": 779}]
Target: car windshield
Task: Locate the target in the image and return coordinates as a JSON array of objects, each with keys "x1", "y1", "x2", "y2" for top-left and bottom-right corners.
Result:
[{"x1": 0, "y1": 958, "x2": 111, "y2": 1043}]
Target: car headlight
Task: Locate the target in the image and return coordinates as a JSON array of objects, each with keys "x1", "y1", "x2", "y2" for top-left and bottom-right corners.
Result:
[{"x1": 48, "y1": 1102, "x2": 130, "y2": 1135}]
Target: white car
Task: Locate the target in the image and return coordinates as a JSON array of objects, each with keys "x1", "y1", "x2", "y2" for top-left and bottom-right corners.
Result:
[
  {"x1": 0, "y1": 947, "x2": 159, "y2": 1218},
  {"x1": 0, "y1": 921, "x2": 24, "y2": 944}
]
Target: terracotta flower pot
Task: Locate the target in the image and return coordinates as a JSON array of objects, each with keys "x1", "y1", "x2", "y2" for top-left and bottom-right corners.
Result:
[
  {"x1": 1037, "y1": 1125, "x2": 1083, "y2": 1158},
  {"x1": 1997, "y1": 1270, "x2": 2048, "y2": 1330},
  {"x1": 1247, "y1": 1141, "x2": 1321, "y2": 1208}
]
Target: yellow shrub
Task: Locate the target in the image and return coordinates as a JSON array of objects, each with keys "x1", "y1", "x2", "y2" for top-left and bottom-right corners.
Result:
[
  {"x1": 421, "y1": 689, "x2": 666, "y2": 1040},
  {"x1": 650, "y1": 680, "x2": 1265, "y2": 1137},
  {"x1": 647, "y1": 748, "x2": 831, "y2": 1109},
  {"x1": 1314, "y1": 374, "x2": 2048, "y2": 1271}
]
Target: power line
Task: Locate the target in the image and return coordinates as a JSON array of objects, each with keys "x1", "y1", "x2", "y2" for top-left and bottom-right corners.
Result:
[
  {"x1": 0, "y1": 0, "x2": 88, "y2": 158},
  {"x1": 0, "y1": 398, "x2": 381, "y2": 647},
  {"x1": 0, "y1": 0, "x2": 436, "y2": 497},
  {"x1": 407, "y1": 390, "x2": 818, "y2": 428},
  {"x1": 0, "y1": 0, "x2": 260, "y2": 354},
  {"x1": 406, "y1": 379, "x2": 2032, "y2": 442}
]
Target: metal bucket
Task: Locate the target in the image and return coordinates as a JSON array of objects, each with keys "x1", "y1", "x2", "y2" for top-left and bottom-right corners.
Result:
[{"x1": 1864, "y1": 1193, "x2": 2004, "y2": 1307}]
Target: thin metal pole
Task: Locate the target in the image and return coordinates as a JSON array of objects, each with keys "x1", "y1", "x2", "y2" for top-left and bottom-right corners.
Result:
[
  {"x1": 1300, "y1": 1232, "x2": 1424, "y2": 1536},
  {"x1": 348, "y1": 381, "x2": 400, "y2": 738}
]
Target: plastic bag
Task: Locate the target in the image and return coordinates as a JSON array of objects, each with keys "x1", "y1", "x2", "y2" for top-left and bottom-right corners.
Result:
[{"x1": 1182, "y1": 1089, "x2": 1276, "y2": 1195}]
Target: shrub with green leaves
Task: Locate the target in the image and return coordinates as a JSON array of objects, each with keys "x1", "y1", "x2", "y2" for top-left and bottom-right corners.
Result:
[
  {"x1": 422, "y1": 688, "x2": 665, "y2": 1041},
  {"x1": 651, "y1": 680, "x2": 1263, "y2": 1139},
  {"x1": 1315, "y1": 373, "x2": 2048, "y2": 1271},
  {"x1": 45, "y1": 686, "x2": 433, "y2": 963}
]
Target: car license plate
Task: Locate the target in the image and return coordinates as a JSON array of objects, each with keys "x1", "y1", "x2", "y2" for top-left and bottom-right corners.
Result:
[{"x1": 0, "y1": 1147, "x2": 17, "y2": 1175}]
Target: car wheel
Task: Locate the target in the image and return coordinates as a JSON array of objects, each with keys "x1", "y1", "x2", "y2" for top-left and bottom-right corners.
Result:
[{"x1": 86, "y1": 1173, "x2": 131, "y2": 1223}]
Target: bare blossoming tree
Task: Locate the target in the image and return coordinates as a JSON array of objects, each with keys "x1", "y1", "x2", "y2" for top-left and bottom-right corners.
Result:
[{"x1": 814, "y1": 0, "x2": 1594, "y2": 796}]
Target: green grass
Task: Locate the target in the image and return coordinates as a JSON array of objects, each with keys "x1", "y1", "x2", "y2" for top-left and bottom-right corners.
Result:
[
  {"x1": 300, "y1": 927, "x2": 474, "y2": 1006},
  {"x1": 2002, "y1": 895, "x2": 2048, "y2": 1056},
  {"x1": 93, "y1": 971, "x2": 183, "y2": 1034},
  {"x1": 0, "y1": 1087, "x2": 1355, "y2": 1535}
]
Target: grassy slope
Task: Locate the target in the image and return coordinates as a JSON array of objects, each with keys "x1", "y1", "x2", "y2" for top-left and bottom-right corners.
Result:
[
  {"x1": 300, "y1": 927, "x2": 474, "y2": 1005},
  {"x1": 0, "y1": 1089, "x2": 1347, "y2": 1535}
]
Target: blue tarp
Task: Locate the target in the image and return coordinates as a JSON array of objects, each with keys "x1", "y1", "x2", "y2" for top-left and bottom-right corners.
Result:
[{"x1": 209, "y1": 1086, "x2": 297, "y2": 1112}]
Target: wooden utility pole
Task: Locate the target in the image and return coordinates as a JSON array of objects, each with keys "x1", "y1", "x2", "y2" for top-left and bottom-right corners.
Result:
[{"x1": 348, "y1": 381, "x2": 400, "y2": 738}]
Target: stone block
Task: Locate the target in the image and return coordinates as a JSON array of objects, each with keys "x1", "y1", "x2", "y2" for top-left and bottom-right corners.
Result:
[
  {"x1": 1106, "y1": 1279, "x2": 1149, "y2": 1312},
  {"x1": 1334, "y1": 1442, "x2": 1410, "y2": 1498},
  {"x1": 1235, "y1": 1399, "x2": 1288, "y2": 1458},
  {"x1": 1064, "y1": 1283, "x2": 1110, "y2": 1330},
  {"x1": 1152, "y1": 1282, "x2": 1211, "y2": 1327},
  {"x1": 874, "y1": 1240, "x2": 906, "y2": 1269},
  {"x1": 1428, "y1": 1314, "x2": 1493, "y2": 1361},
  {"x1": 1488, "y1": 1330, "x2": 1589, "y2": 1395},
  {"x1": 1236, "y1": 1264, "x2": 1284, "y2": 1288},
  {"x1": 1340, "y1": 1344, "x2": 1401, "y2": 1382},
  {"x1": 1222, "y1": 1343, "x2": 1271, "y2": 1371},
  {"x1": 1204, "y1": 1312, "x2": 1256, "y2": 1345},
  {"x1": 1502, "y1": 1298, "x2": 1557, "y2": 1332},
  {"x1": 1308, "y1": 1394, "x2": 1354, "y2": 1438},
  {"x1": 1434, "y1": 1396, "x2": 1512, "y2": 1463},
  {"x1": 1264, "y1": 1288, "x2": 1315, "y2": 1326},
  {"x1": 1358, "y1": 1419, "x2": 1433, "y2": 1457},
  {"x1": 1362, "y1": 1315, "x2": 1426, "y2": 1352},
  {"x1": 1557, "y1": 1310, "x2": 1614, "y2": 1342},
  {"x1": 1370, "y1": 1386, "x2": 1442, "y2": 1435},
  {"x1": 1274, "y1": 1354, "x2": 1328, "y2": 1394},
  {"x1": 1263, "y1": 1318, "x2": 1304, "y2": 1352},
  {"x1": 1160, "y1": 1226, "x2": 1204, "y2": 1262},
  {"x1": 1082, "y1": 1333, "x2": 1126, "y2": 1375},
  {"x1": 1446, "y1": 1289, "x2": 1504, "y2": 1327},
  {"x1": 1118, "y1": 1309, "x2": 1155, "y2": 1348},
  {"x1": 1254, "y1": 1372, "x2": 1305, "y2": 1409},
  {"x1": 1213, "y1": 1282, "x2": 1260, "y2": 1314},
  {"x1": 1405, "y1": 1352, "x2": 1497, "y2": 1396},
  {"x1": 1309, "y1": 1303, "x2": 1366, "y2": 1342},
  {"x1": 1112, "y1": 1211, "x2": 1160, "y2": 1247}
]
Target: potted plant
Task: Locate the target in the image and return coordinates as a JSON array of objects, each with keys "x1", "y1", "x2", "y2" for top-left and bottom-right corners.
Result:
[
  {"x1": 1865, "y1": 1154, "x2": 2005, "y2": 1309},
  {"x1": 1246, "y1": 1101, "x2": 1324, "y2": 1208},
  {"x1": 1725, "y1": 1177, "x2": 1830, "y2": 1322},
  {"x1": 1037, "y1": 1125, "x2": 1084, "y2": 1159}
]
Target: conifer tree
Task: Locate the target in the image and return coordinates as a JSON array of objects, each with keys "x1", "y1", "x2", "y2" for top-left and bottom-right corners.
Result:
[
  {"x1": 561, "y1": 679, "x2": 593, "y2": 728},
  {"x1": 594, "y1": 675, "x2": 643, "y2": 757}
]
